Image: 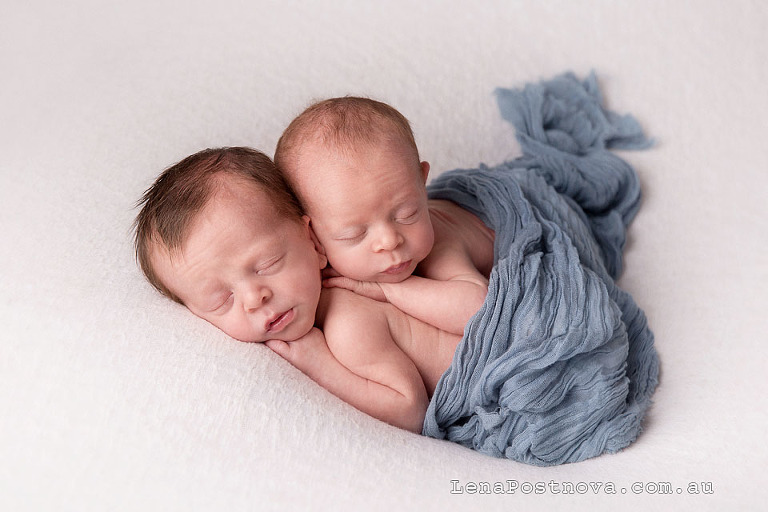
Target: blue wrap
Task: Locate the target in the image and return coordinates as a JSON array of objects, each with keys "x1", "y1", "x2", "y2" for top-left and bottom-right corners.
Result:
[{"x1": 422, "y1": 72, "x2": 659, "y2": 466}]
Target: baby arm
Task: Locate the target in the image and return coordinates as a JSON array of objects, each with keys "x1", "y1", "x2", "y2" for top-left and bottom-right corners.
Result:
[
  {"x1": 266, "y1": 301, "x2": 429, "y2": 433},
  {"x1": 325, "y1": 247, "x2": 488, "y2": 336}
]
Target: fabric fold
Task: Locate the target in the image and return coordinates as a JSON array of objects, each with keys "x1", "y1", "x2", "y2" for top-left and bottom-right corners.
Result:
[{"x1": 422, "y1": 72, "x2": 659, "y2": 466}]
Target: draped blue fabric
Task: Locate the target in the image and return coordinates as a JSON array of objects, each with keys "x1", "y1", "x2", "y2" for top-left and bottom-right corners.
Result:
[{"x1": 422, "y1": 73, "x2": 659, "y2": 466}]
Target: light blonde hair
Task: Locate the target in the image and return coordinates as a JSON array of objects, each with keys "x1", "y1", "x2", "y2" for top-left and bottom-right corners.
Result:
[
  {"x1": 133, "y1": 147, "x2": 302, "y2": 303},
  {"x1": 274, "y1": 96, "x2": 420, "y2": 191}
]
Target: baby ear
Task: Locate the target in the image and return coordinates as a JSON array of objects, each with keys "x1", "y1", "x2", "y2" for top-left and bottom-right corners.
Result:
[
  {"x1": 420, "y1": 161, "x2": 431, "y2": 183},
  {"x1": 302, "y1": 216, "x2": 328, "y2": 268}
]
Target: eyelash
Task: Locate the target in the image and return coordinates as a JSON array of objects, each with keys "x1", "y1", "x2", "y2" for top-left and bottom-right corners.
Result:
[
  {"x1": 336, "y1": 210, "x2": 420, "y2": 243},
  {"x1": 396, "y1": 210, "x2": 419, "y2": 223},
  {"x1": 208, "y1": 256, "x2": 283, "y2": 312},
  {"x1": 213, "y1": 294, "x2": 233, "y2": 312},
  {"x1": 255, "y1": 256, "x2": 282, "y2": 274},
  {"x1": 337, "y1": 232, "x2": 366, "y2": 243}
]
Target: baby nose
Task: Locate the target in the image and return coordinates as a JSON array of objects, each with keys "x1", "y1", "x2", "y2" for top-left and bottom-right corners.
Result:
[
  {"x1": 243, "y1": 282, "x2": 271, "y2": 311},
  {"x1": 372, "y1": 224, "x2": 404, "y2": 252}
]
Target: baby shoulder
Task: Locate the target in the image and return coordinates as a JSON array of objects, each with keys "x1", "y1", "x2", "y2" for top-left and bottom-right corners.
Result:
[
  {"x1": 320, "y1": 288, "x2": 394, "y2": 353},
  {"x1": 426, "y1": 200, "x2": 495, "y2": 279}
]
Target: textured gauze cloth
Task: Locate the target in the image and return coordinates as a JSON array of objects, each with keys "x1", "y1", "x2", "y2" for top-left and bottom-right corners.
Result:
[{"x1": 422, "y1": 72, "x2": 660, "y2": 466}]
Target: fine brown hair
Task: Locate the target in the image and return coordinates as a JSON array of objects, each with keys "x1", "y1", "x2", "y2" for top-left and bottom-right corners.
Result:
[
  {"x1": 274, "y1": 96, "x2": 420, "y2": 188},
  {"x1": 133, "y1": 147, "x2": 302, "y2": 303}
]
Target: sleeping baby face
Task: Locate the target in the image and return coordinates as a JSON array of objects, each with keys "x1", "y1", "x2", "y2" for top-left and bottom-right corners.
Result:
[
  {"x1": 295, "y1": 137, "x2": 435, "y2": 283},
  {"x1": 151, "y1": 176, "x2": 327, "y2": 343}
]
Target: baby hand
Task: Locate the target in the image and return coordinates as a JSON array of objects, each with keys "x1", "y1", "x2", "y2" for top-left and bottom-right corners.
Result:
[
  {"x1": 323, "y1": 276, "x2": 387, "y2": 302},
  {"x1": 265, "y1": 327, "x2": 331, "y2": 378}
]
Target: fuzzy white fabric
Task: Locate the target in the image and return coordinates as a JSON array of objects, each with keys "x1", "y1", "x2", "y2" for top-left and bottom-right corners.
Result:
[{"x1": 2, "y1": 1, "x2": 766, "y2": 510}]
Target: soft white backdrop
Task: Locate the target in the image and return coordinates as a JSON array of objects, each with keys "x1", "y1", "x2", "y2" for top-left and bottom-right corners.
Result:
[{"x1": 2, "y1": 1, "x2": 766, "y2": 510}]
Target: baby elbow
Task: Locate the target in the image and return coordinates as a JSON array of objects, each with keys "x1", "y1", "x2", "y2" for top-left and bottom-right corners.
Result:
[
  {"x1": 387, "y1": 389, "x2": 428, "y2": 433},
  {"x1": 401, "y1": 411, "x2": 426, "y2": 434},
  {"x1": 402, "y1": 394, "x2": 428, "y2": 434},
  {"x1": 465, "y1": 283, "x2": 488, "y2": 318},
  {"x1": 474, "y1": 283, "x2": 488, "y2": 307}
]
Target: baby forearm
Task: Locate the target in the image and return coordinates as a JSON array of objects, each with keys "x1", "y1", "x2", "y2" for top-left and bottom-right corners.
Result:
[
  {"x1": 267, "y1": 317, "x2": 429, "y2": 433},
  {"x1": 303, "y1": 354, "x2": 428, "y2": 433},
  {"x1": 381, "y1": 276, "x2": 487, "y2": 335}
]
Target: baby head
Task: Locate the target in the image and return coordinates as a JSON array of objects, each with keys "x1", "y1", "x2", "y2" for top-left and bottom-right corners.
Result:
[
  {"x1": 134, "y1": 147, "x2": 327, "y2": 343},
  {"x1": 275, "y1": 97, "x2": 434, "y2": 283}
]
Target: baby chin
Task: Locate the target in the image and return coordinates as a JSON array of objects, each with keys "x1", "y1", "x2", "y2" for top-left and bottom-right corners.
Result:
[{"x1": 224, "y1": 308, "x2": 314, "y2": 344}]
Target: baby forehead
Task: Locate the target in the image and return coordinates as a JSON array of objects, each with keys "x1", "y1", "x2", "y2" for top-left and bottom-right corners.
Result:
[
  {"x1": 311, "y1": 180, "x2": 426, "y2": 224},
  {"x1": 160, "y1": 197, "x2": 299, "y2": 262},
  {"x1": 157, "y1": 178, "x2": 288, "y2": 248}
]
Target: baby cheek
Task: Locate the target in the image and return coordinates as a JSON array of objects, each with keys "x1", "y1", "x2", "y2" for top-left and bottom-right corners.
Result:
[
  {"x1": 214, "y1": 313, "x2": 257, "y2": 343},
  {"x1": 405, "y1": 223, "x2": 420, "y2": 239},
  {"x1": 410, "y1": 224, "x2": 433, "y2": 254},
  {"x1": 329, "y1": 245, "x2": 362, "y2": 271}
]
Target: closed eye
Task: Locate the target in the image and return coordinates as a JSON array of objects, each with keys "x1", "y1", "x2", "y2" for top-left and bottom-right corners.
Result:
[
  {"x1": 211, "y1": 293, "x2": 233, "y2": 313},
  {"x1": 256, "y1": 255, "x2": 283, "y2": 275},
  {"x1": 334, "y1": 230, "x2": 366, "y2": 243},
  {"x1": 395, "y1": 209, "x2": 420, "y2": 224}
]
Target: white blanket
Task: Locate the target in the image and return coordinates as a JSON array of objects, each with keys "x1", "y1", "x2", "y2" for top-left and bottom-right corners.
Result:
[{"x1": 2, "y1": 1, "x2": 766, "y2": 510}]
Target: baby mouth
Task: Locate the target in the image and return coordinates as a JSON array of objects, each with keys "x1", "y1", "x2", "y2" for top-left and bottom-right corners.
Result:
[
  {"x1": 383, "y1": 260, "x2": 411, "y2": 275},
  {"x1": 266, "y1": 309, "x2": 295, "y2": 334}
]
